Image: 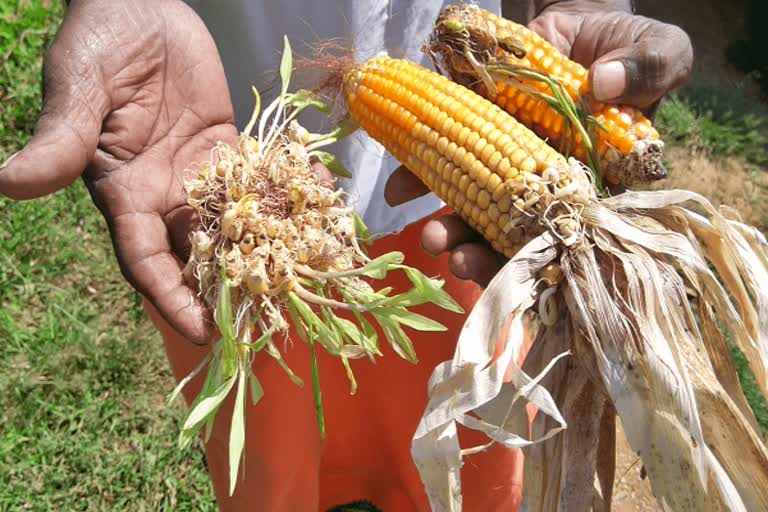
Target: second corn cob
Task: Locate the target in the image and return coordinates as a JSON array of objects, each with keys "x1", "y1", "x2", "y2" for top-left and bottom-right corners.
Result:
[{"x1": 424, "y1": 3, "x2": 665, "y2": 187}]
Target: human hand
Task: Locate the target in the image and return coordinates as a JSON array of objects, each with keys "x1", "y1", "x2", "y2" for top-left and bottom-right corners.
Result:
[
  {"x1": 0, "y1": 0, "x2": 238, "y2": 344},
  {"x1": 384, "y1": 167, "x2": 507, "y2": 288},
  {"x1": 529, "y1": 3, "x2": 693, "y2": 111},
  {"x1": 384, "y1": 4, "x2": 692, "y2": 287}
]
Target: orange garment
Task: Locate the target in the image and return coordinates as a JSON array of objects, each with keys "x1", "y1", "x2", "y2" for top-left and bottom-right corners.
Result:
[{"x1": 146, "y1": 209, "x2": 528, "y2": 511}]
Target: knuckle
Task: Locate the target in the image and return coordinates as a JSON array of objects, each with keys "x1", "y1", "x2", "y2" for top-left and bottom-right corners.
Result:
[
  {"x1": 42, "y1": 43, "x2": 99, "y2": 100},
  {"x1": 669, "y1": 24, "x2": 693, "y2": 48},
  {"x1": 448, "y1": 255, "x2": 470, "y2": 280}
]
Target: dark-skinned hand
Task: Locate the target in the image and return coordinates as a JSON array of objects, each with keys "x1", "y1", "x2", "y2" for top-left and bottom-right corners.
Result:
[
  {"x1": 383, "y1": 3, "x2": 693, "y2": 287},
  {"x1": 0, "y1": 0, "x2": 241, "y2": 344}
]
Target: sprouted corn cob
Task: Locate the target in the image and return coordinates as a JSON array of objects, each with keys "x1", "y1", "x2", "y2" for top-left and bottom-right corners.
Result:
[
  {"x1": 342, "y1": 54, "x2": 768, "y2": 512},
  {"x1": 171, "y1": 38, "x2": 463, "y2": 497},
  {"x1": 424, "y1": 3, "x2": 665, "y2": 187}
]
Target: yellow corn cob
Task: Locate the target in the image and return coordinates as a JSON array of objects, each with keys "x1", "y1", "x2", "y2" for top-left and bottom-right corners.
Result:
[
  {"x1": 344, "y1": 55, "x2": 591, "y2": 257},
  {"x1": 425, "y1": 4, "x2": 665, "y2": 187}
]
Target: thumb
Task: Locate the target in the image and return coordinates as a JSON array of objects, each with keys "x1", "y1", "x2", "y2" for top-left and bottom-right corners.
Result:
[
  {"x1": 588, "y1": 22, "x2": 693, "y2": 108},
  {"x1": 0, "y1": 49, "x2": 108, "y2": 200},
  {"x1": 384, "y1": 165, "x2": 430, "y2": 206}
]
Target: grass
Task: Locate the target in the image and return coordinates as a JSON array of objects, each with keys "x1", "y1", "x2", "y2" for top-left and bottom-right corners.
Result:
[
  {"x1": 732, "y1": 345, "x2": 768, "y2": 431},
  {"x1": 0, "y1": 2, "x2": 216, "y2": 510},
  {"x1": 656, "y1": 73, "x2": 768, "y2": 167},
  {"x1": 2, "y1": 0, "x2": 768, "y2": 509},
  {"x1": 0, "y1": 184, "x2": 217, "y2": 511},
  {"x1": 0, "y1": 1, "x2": 57, "y2": 156}
]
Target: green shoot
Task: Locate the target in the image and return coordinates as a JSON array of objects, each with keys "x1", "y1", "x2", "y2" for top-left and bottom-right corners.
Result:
[{"x1": 487, "y1": 64, "x2": 606, "y2": 195}]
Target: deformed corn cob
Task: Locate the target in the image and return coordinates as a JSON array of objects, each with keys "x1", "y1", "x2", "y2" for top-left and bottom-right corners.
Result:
[
  {"x1": 343, "y1": 55, "x2": 593, "y2": 258},
  {"x1": 424, "y1": 4, "x2": 665, "y2": 187}
]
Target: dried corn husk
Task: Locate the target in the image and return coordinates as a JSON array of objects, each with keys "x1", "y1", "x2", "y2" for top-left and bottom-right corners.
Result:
[{"x1": 412, "y1": 183, "x2": 768, "y2": 512}]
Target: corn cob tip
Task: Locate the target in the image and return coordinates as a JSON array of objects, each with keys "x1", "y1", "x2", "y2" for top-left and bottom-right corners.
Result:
[
  {"x1": 603, "y1": 139, "x2": 667, "y2": 187},
  {"x1": 424, "y1": 3, "x2": 508, "y2": 95}
]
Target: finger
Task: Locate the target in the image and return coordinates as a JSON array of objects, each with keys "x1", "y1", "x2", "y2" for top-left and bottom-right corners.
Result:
[
  {"x1": 310, "y1": 160, "x2": 336, "y2": 188},
  {"x1": 588, "y1": 19, "x2": 693, "y2": 107},
  {"x1": 165, "y1": 205, "x2": 199, "y2": 263},
  {"x1": 384, "y1": 164, "x2": 430, "y2": 206},
  {"x1": 0, "y1": 44, "x2": 109, "y2": 200},
  {"x1": 420, "y1": 214, "x2": 478, "y2": 255},
  {"x1": 527, "y1": 13, "x2": 576, "y2": 56},
  {"x1": 449, "y1": 242, "x2": 504, "y2": 287},
  {"x1": 110, "y1": 210, "x2": 214, "y2": 344}
]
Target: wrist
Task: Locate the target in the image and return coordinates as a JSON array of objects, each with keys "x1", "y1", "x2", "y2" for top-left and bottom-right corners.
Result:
[{"x1": 535, "y1": 0, "x2": 634, "y2": 16}]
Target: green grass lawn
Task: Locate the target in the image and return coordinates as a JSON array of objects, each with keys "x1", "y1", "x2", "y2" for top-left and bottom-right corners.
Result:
[
  {"x1": 2, "y1": 1, "x2": 768, "y2": 511},
  {"x1": 0, "y1": 2, "x2": 215, "y2": 510}
]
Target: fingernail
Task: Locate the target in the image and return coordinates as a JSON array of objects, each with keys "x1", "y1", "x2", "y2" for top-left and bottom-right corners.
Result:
[
  {"x1": 592, "y1": 61, "x2": 627, "y2": 101},
  {"x1": 0, "y1": 151, "x2": 20, "y2": 170}
]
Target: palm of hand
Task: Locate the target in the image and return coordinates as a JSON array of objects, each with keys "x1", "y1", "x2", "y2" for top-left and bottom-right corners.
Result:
[
  {"x1": 85, "y1": 11, "x2": 237, "y2": 344},
  {"x1": 1, "y1": 0, "x2": 238, "y2": 342}
]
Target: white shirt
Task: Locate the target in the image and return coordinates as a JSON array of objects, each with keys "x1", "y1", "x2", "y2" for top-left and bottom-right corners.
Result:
[{"x1": 186, "y1": 0, "x2": 501, "y2": 237}]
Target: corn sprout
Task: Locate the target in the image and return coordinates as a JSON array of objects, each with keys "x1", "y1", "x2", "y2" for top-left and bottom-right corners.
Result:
[{"x1": 171, "y1": 37, "x2": 463, "y2": 496}]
